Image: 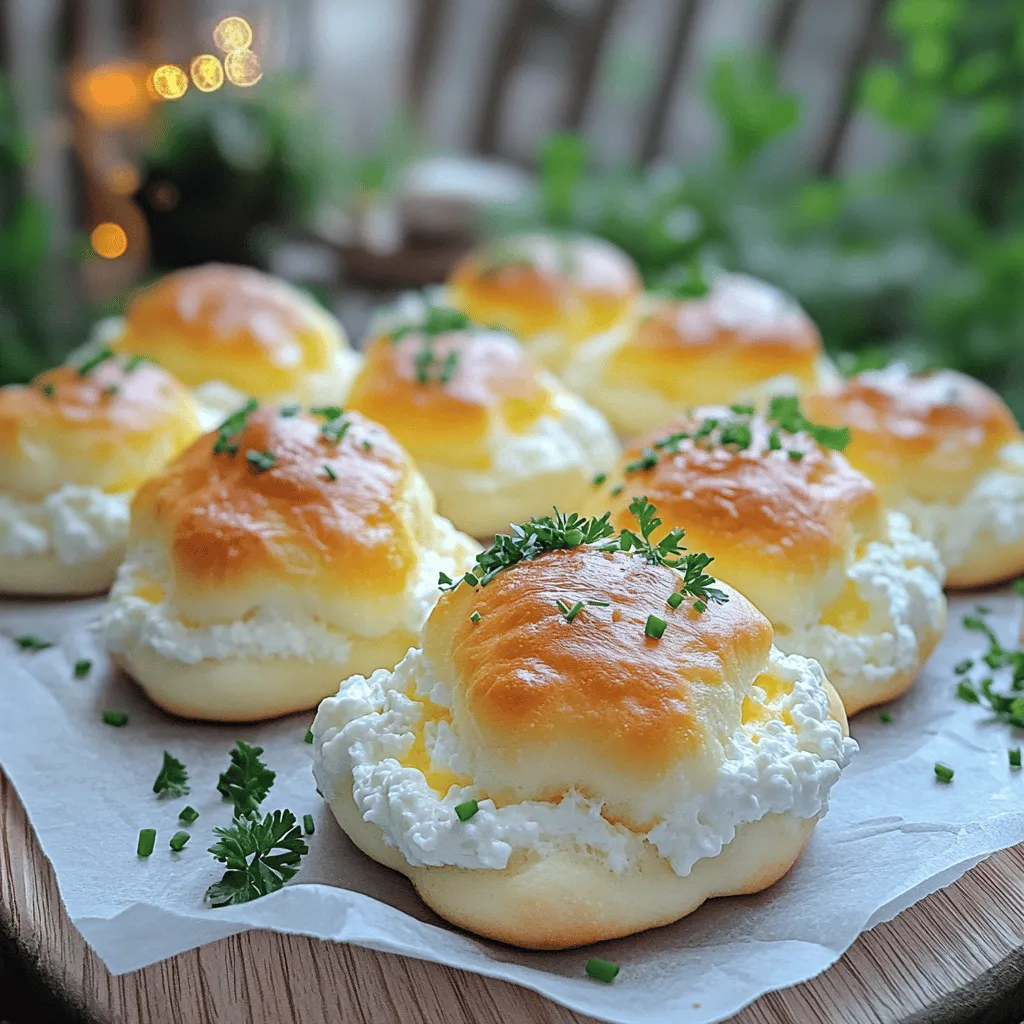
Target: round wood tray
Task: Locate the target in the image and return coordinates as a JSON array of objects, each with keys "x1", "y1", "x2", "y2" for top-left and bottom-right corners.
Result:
[{"x1": 2, "y1": 772, "x2": 1023, "y2": 1024}]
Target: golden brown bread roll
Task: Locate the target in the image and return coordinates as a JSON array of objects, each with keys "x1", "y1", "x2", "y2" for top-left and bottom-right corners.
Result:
[
  {"x1": 446, "y1": 233, "x2": 641, "y2": 372},
  {"x1": 805, "y1": 365, "x2": 1024, "y2": 588},
  {"x1": 313, "y1": 507, "x2": 856, "y2": 948},
  {"x1": 0, "y1": 356, "x2": 201, "y2": 595},
  {"x1": 564, "y1": 274, "x2": 839, "y2": 436},
  {"x1": 100, "y1": 405, "x2": 478, "y2": 721},
  {"x1": 598, "y1": 404, "x2": 947, "y2": 714},
  {"x1": 347, "y1": 305, "x2": 620, "y2": 537}
]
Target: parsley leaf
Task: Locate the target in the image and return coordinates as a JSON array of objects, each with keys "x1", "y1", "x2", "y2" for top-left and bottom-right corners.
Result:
[
  {"x1": 205, "y1": 809, "x2": 308, "y2": 907},
  {"x1": 216, "y1": 741, "x2": 275, "y2": 817},
  {"x1": 767, "y1": 395, "x2": 851, "y2": 452},
  {"x1": 153, "y1": 751, "x2": 190, "y2": 798},
  {"x1": 388, "y1": 305, "x2": 471, "y2": 341}
]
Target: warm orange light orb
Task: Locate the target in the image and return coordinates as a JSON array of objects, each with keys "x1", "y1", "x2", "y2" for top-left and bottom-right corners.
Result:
[
  {"x1": 213, "y1": 16, "x2": 253, "y2": 52},
  {"x1": 91, "y1": 223, "x2": 128, "y2": 259},
  {"x1": 107, "y1": 163, "x2": 140, "y2": 196},
  {"x1": 190, "y1": 54, "x2": 225, "y2": 92},
  {"x1": 224, "y1": 48, "x2": 262, "y2": 87},
  {"x1": 71, "y1": 63, "x2": 151, "y2": 127},
  {"x1": 152, "y1": 64, "x2": 188, "y2": 100}
]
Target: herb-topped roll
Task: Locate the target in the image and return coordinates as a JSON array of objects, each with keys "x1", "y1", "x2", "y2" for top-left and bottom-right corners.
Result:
[
  {"x1": 313, "y1": 504, "x2": 856, "y2": 948},
  {"x1": 96, "y1": 264, "x2": 361, "y2": 424},
  {"x1": 100, "y1": 404, "x2": 479, "y2": 721},
  {"x1": 446, "y1": 232, "x2": 642, "y2": 373},
  {"x1": 563, "y1": 273, "x2": 839, "y2": 436},
  {"x1": 805, "y1": 365, "x2": 1024, "y2": 588},
  {"x1": 597, "y1": 400, "x2": 947, "y2": 715},
  {"x1": 348, "y1": 302, "x2": 620, "y2": 537},
  {"x1": 0, "y1": 355, "x2": 201, "y2": 596}
]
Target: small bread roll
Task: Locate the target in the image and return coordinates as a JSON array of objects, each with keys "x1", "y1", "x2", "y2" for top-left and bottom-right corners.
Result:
[
  {"x1": 805, "y1": 366, "x2": 1024, "y2": 588},
  {"x1": 600, "y1": 407, "x2": 947, "y2": 714},
  {"x1": 347, "y1": 308, "x2": 620, "y2": 537},
  {"x1": 101, "y1": 406, "x2": 479, "y2": 722},
  {"x1": 313, "y1": 526, "x2": 856, "y2": 949},
  {"x1": 446, "y1": 233, "x2": 642, "y2": 372},
  {"x1": 0, "y1": 358, "x2": 201, "y2": 596},
  {"x1": 108, "y1": 264, "x2": 361, "y2": 422},
  {"x1": 564, "y1": 274, "x2": 839, "y2": 436}
]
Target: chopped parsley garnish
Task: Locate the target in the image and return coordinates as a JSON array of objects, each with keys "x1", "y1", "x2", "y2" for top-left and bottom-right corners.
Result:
[
  {"x1": 767, "y1": 396, "x2": 851, "y2": 453},
  {"x1": 957, "y1": 609, "x2": 1024, "y2": 728},
  {"x1": 954, "y1": 659, "x2": 974, "y2": 675},
  {"x1": 934, "y1": 762, "x2": 954, "y2": 784},
  {"x1": 667, "y1": 592, "x2": 684, "y2": 609},
  {"x1": 454, "y1": 800, "x2": 479, "y2": 822},
  {"x1": 585, "y1": 958, "x2": 620, "y2": 983},
  {"x1": 41, "y1": 383, "x2": 55, "y2": 398},
  {"x1": 610, "y1": 484, "x2": 624, "y2": 496},
  {"x1": 1010, "y1": 748, "x2": 1022, "y2": 768},
  {"x1": 625, "y1": 449, "x2": 658, "y2": 474},
  {"x1": 556, "y1": 599, "x2": 585, "y2": 623},
  {"x1": 592, "y1": 473, "x2": 607, "y2": 486},
  {"x1": 787, "y1": 449, "x2": 805, "y2": 461},
  {"x1": 169, "y1": 831, "x2": 190, "y2": 852},
  {"x1": 213, "y1": 398, "x2": 258, "y2": 456},
  {"x1": 179, "y1": 805, "x2": 200, "y2": 825},
  {"x1": 73, "y1": 659, "x2": 92, "y2": 678},
  {"x1": 879, "y1": 711, "x2": 893, "y2": 724},
  {"x1": 245, "y1": 449, "x2": 275, "y2": 473},
  {"x1": 956, "y1": 681, "x2": 980, "y2": 704},
  {"x1": 153, "y1": 751, "x2": 190, "y2": 798},
  {"x1": 279, "y1": 404, "x2": 300, "y2": 417},
  {"x1": 102, "y1": 709, "x2": 128, "y2": 727},
  {"x1": 303, "y1": 814, "x2": 315, "y2": 835},
  {"x1": 310, "y1": 405, "x2": 344, "y2": 420},
  {"x1": 137, "y1": 829, "x2": 156, "y2": 857},
  {"x1": 77, "y1": 347, "x2": 115, "y2": 376},
  {"x1": 304, "y1": 728, "x2": 314, "y2": 744},
  {"x1": 15, "y1": 634, "x2": 53, "y2": 652},
  {"x1": 205, "y1": 809, "x2": 308, "y2": 907},
  {"x1": 216, "y1": 740, "x2": 276, "y2": 817},
  {"x1": 469, "y1": 610, "x2": 482, "y2": 623},
  {"x1": 644, "y1": 614, "x2": 668, "y2": 640},
  {"x1": 323, "y1": 464, "x2": 337, "y2": 481},
  {"x1": 361, "y1": 439, "x2": 372, "y2": 452},
  {"x1": 388, "y1": 305, "x2": 472, "y2": 341}
]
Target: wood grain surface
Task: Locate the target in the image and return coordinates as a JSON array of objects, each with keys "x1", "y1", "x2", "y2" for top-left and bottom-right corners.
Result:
[{"x1": 2, "y1": 772, "x2": 1023, "y2": 1024}]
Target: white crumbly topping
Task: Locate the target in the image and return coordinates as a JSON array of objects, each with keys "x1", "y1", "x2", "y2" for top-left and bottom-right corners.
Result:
[
  {"x1": 0, "y1": 486, "x2": 130, "y2": 565},
  {"x1": 313, "y1": 647, "x2": 856, "y2": 876},
  {"x1": 778, "y1": 512, "x2": 946, "y2": 700},
  {"x1": 896, "y1": 442, "x2": 1024, "y2": 572},
  {"x1": 101, "y1": 516, "x2": 471, "y2": 664}
]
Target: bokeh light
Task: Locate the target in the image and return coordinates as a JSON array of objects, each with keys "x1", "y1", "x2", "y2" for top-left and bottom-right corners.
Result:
[
  {"x1": 190, "y1": 54, "x2": 225, "y2": 92},
  {"x1": 91, "y1": 223, "x2": 128, "y2": 259},
  {"x1": 224, "y1": 48, "x2": 263, "y2": 87},
  {"x1": 71, "y1": 63, "x2": 150, "y2": 127},
  {"x1": 213, "y1": 16, "x2": 253, "y2": 53},
  {"x1": 106, "y1": 163, "x2": 140, "y2": 196},
  {"x1": 151, "y1": 64, "x2": 189, "y2": 100}
]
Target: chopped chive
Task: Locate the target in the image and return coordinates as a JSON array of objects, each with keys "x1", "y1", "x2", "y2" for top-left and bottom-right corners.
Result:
[
  {"x1": 585, "y1": 958, "x2": 619, "y2": 983},
  {"x1": 879, "y1": 711, "x2": 893, "y2": 724},
  {"x1": 645, "y1": 614, "x2": 668, "y2": 640},
  {"x1": 137, "y1": 829, "x2": 156, "y2": 857},
  {"x1": 954, "y1": 659, "x2": 974, "y2": 675},
  {"x1": 41, "y1": 382, "x2": 56, "y2": 398},
  {"x1": 72, "y1": 659, "x2": 91, "y2": 678},
  {"x1": 956, "y1": 681, "x2": 980, "y2": 704},
  {"x1": 77, "y1": 347, "x2": 115, "y2": 376},
  {"x1": 469, "y1": 610, "x2": 482, "y2": 623},
  {"x1": 321, "y1": 418, "x2": 351, "y2": 443},
  {"x1": 934, "y1": 762, "x2": 954, "y2": 784},
  {"x1": 1015, "y1": 580, "x2": 1024, "y2": 597},
  {"x1": 667, "y1": 592, "x2": 684, "y2": 609},
  {"x1": 16, "y1": 634, "x2": 53, "y2": 652},
  {"x1": 454, "y1": 800, "x2": 479, "y2": 822},
  {"x1": 463, "y1": 572, "x2": 479, "y2": 587},
  {"x1": 610, "y1": 484, "x2": 624, "y2": 496},
  {"x1": 729, "y1": 404, "x2": 755, "y2": 415},
  {"x1": 245, "y1": 449, "x2": 275, "y2": 473},
  {"x1": 303, "y1": 814, "x2": 315, "y2": 835},
  {"x1": 625, "y1": 449, "x2": 659, "y2": 474},
  {"x1": 587, "y1": 599, "x2": 610, "y2": 607},
  {"x1": 102, "y1": 709, "x2": 128, "y2": 727},
  {"x1": 439, "y1": 350, "x2": 459, "y2": 385},
  {"x1": 124, "y1": 354, "x2": 152, "y2": 372},
  {"x1": 304, "y1": 728, "x2": 314, "y2": 744},
  {"x1": 592, "y1": 473, "x2": 607, "y2": 486},
  {"x1": 558, "y1": 600, "x2": 584, "y2": 623},
  {"x1": 693, "y1": 599, "x2": 707, "y2": 614},
  {"x1": 169, "y1": 831, "x2": 190, "y2": 852},
  {"x1": 362, "y1": 439, "x2": 372, "y2": 452},
  {"x1": 178, "y1": 805, "x2": 200, "y2": 825},
  {"x1": 1010, "y1": 748, "x2": 1022, "y2": 768},
  {"x1": 767, "y1": 428, "x2": 782, "y2": 451},
  {"x1": 323, "y1": 464, "x2": 337, "y2": 481},
  {"x1": 311, "y1": 405, "x2": 344, "y2": 420},
  {"x1": 279, "y1": 404, "x2": 300, "y2": 417},
  {"x1": 787, "y1": 450, "x2": 805, "y2": 461},
  {"x1": 438, "y1": 572, "x2": 453, "y2": 587}
]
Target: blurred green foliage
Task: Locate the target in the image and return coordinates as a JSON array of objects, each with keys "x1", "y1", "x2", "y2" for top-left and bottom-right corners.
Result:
[{"x1": 496, "y1": 0, "x2": 1024, "y2": 418}]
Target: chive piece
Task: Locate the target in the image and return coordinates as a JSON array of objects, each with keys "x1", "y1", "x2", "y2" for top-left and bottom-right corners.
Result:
[
  {"x1": 592, "y1": 473, "x2": 607, "y2": 486},
  {"x1": 439, "y1": 350, "x2": 459, "y2": 385},
  {"x1": 279, "y1": 404, "x2": 300, "y2": 417},
  {"x1": 787, "y1": 450, "x2": 805, "y2": 461},
  {"x1": 137, "y1": 829, "x2": 156, "y2": 857},
  {"x1": 169, "y1": 831, "x2": 190, "y2": 852},
  {"x1": 178, "y1": 805, "x2": 200, "y2": 825},
  {"x1": 645, "y1": 614, "x2": 668, "y2": 640},
  {"x1": 77, "y1": 347, "x2": 115, "y2": 376},
  {"x1": 934, "y1": 762, "x2": 954, "y2": 784},
  {"x1": 879, "y1": 711, "x2": 893, "y2": 724},
  {"x1": 767, "y1": 428, "x2": 782, "y2": 451},
  {"x1": 463, "y1": 572, "x2": 479, "y2": 587},
  {"x1": 562, "y1": 601, "x2": 584, "y2": 623},
  {"x1": 73, "y1": 658, "x2": 92, "y2": 678},
  {"x1": 1015, "y1": 580, "x2": 1024, "y2": 597},
  {"x1": 693, "y1": 599, "x2": 707, "y2": 614},
  {"x1": 956, "y1": 681, "x2": 980, "y2": 704},
  {"x1": 311, "y1": 405, "x2": 344, "y2": 420},
  {"x1": 303, "y1": 814, "x2": 315, "y2": 835},
  {"x1": 323, "y1": 464, "x2": 337, "y2": 481},
  {"x1": 610, "y1": 484, "x2": 624, "y2": 496},
  {"x1": 469, "y1": 610, "x2": 482, "y2": 623},
  {"x1": 585, "y1": 958, "x2": 619, "y2": 983},
  {"x1": 454, "y1": 800, "x2": 479, "y2": 822},
  {"x1": 667, "y1": 592, "x2": 684, "y2": 609},
  {"x1": 1010, "y1": 748, "x2": 1022, "y2": 768},
  {"x1": 362, "y1": 439, "x2": 372, "y2": 452},
  {"x1": 124, "y1": 354, "x2": 153, "y2": 372},
  {"x1": 729, "y1": 404, "x2": 755, "y2": 415},
  {"x1": 15, "y1": 634, "x2": 53, "y2": 652},
  {"x1": 102, "y1": 709, "x2": 128, "y2": 727},
  {"x1": 245, "y1": 449, "x2": 275, "y2": 473},
  {"x1": 954, "y1": 659, "x2": 974, "y2": 675},
  {"x1": 304, "y1": 728, "x2": 314, "y2": 744},
  {"x1": 587, "y1": 599, "x2": 611, "y2": 607},
  {"x1": 41, "y1": 382, "x2": 56, "y2": 398}
]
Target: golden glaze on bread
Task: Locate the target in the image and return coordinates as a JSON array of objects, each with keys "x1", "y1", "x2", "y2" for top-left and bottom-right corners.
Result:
[
  {"x1": 347, "y1": 328, "x2": 551, "y2": 471},
  {"x1": 115, "y1": 264, "x2": 348, "y2": 397},
  {"x1": 0, "y1": 361, "x2": 200, "y2": 498},
  {"x1": 426, "y1": 548, "x2": 771, "y2": 782},
  {"x1": 805, "y1": 367, "x2": 1024, "y2": 505},
  {"x1": 447, "y1": 233, "x2": 641, "y2": 349}
]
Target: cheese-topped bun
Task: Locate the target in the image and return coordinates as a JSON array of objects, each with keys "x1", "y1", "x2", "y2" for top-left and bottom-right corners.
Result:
[
  {"x1": 313, "y1": 506, "x2": 856, "y2": 948},
  {"x1": 0, "y1": 356, "x2": 201, "y2": 596},
  {"x1": 446, "y1": 233, "x2": 642, "y2": 372},
  {"x1": 805, "y1": 365, "x2": 1024, "y2": 588},
  {"x1": 107, "y1": 264, "x2": 361, "y2": 425},
  {"x1": 564, "y1": 274, "x2": 839, "y2": 436},
  {"x1": 100, "y1": 405, "x2": 479, "y2": 721},
  {"x1": 599, "y1": 402, "x2": 947, "y2": 714},
  {"x1": 347, "y1": 303, "x2": 620, "y2": 537}
]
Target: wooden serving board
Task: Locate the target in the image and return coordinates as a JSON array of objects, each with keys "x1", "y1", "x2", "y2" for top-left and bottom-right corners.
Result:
[{"x1": 2, "y1": 772, "x2": 1023, "y2": 1024}]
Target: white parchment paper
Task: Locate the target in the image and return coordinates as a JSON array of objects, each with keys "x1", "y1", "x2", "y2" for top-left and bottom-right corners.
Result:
[{"x1": 2, "y1": 592, "x2": 1023, "y2": 1024}]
